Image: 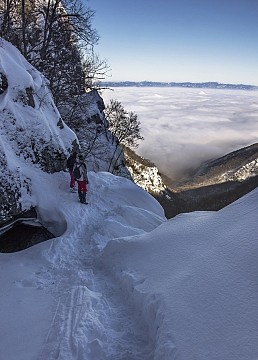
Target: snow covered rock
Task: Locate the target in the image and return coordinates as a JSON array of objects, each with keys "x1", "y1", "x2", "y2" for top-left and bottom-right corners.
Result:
[
  {"x1": 124, "y1": 147, "x2": 166, "y2": 193},
  {"x1": 0, "y1": 38, "x2": 77, "y2": 225}
]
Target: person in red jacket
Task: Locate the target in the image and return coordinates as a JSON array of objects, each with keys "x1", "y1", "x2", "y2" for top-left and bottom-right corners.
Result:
[{"x1": 73, "y1": 155, "x2": 89, "y2": 204}]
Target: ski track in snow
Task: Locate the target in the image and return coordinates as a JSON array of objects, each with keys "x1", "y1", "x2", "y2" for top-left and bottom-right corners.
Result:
[{"x1": 36, "y1": 172, "x2": 158, "y2": 360}]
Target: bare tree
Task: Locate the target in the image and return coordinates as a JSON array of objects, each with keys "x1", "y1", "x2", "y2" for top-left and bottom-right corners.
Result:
[
  {"x1": 105, "y1": 99, "x2": 143, "y2": 148},
  {"x1": 104, "y1": 99, "x2": 143, "y2": 173},
  {"x1": 0, "y1": 0, "x2": 16, "y2": 37},
  {"x1": 0, "y1": 0, "x2": 108, "y2": 106},
  {"x1": 82, "y1": 51, "x2": 110, "y2": 89}
]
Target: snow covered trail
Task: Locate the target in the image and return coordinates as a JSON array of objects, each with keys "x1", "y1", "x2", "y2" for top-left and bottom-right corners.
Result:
[{"x1": 27, "y1": 170, "x2": 166, "y2": 360}]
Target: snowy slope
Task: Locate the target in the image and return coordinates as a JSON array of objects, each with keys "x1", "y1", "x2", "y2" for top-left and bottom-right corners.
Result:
[
  {"x1": 0, "y1": 38, "x2": 77, "y2": 224},
  {"x1": 0, "y1": 38, "x2": 76, "y2": 167},
  {"x1": 102, "y1": 188, "x2": 258, "y2": 360},
  {"x1": 0, "y1": 155, "x2": 257, "y2": 359}
]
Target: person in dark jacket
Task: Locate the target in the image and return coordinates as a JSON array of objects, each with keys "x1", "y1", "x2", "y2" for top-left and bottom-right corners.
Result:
[
  {"x1": 73, "y1": 154, "x2": 89, "y2": 204},
  {"x1": 66, "y1": 151, "x2": 77, "y2": 191}
]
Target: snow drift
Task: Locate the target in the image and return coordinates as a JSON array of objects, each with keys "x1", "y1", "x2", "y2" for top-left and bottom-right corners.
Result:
[{"x1": 101, "y1": 187, "x2": 258, "y2": 360}]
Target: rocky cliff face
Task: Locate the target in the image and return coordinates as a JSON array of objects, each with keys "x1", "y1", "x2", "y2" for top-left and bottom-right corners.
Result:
[
  {"x1": 0, "y1": 38, "x2": 77, "y2": 226},
  {"x1": 124, "y1": 148, "x2": 166, "y2": 193},
  {"x1": 59, "y1": 89, "x2": 131, "y2": 179}
]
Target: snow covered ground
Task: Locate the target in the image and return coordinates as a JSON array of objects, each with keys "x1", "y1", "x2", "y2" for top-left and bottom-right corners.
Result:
[{"x1": 0, "y1": 165, "x2": 258, "y2": 360}]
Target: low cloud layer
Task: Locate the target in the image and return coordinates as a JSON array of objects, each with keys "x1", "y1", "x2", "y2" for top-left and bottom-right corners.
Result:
[{"x1": 102, "y1": 87, "x2": 258, "y2": 181}]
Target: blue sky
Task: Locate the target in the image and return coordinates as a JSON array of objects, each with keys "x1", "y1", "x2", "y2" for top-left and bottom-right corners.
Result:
[{"x1": 87, "y1": 0, "x2": 258, "y2": 85}]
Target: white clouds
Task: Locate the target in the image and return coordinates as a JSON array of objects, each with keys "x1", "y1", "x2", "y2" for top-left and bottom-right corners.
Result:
[{"x1": 102, "y1": 87, "x2": 258, "y2": 181}]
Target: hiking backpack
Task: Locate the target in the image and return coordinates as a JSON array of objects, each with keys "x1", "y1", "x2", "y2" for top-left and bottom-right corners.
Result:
[{"x1": 73, "y1": 165, "x2": 81, "y2": 180}]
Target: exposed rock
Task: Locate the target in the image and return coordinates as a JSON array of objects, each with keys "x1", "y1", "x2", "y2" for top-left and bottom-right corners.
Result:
[{"x1": 124, "y1": 147, "x2": 165, "y2": 193}]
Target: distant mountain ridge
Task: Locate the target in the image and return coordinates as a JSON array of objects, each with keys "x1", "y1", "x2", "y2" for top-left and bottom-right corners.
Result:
[
  {"x1": 157, "y1": 143, "x2": 258, "y2": 218},
  {"x1": 101, "y1": 81, "x2": 258, "y2": 90}
]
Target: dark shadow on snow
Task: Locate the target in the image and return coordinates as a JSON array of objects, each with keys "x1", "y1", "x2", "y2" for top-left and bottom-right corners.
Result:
[{"x1": 0, "y1": 221, "x2": 55, "y2": 253}]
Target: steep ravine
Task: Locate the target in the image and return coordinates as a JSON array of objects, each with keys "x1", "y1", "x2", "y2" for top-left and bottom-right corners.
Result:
[{"x1": 126, "y1": 144, "x2": 258, "y2": 219}]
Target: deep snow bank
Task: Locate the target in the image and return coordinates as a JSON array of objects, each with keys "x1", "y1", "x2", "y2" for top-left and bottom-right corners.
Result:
[
  {"x1": 101, "y1": 187, "x2": 258, "y2": 360},
  {"x1": 0, "y1": 38, "x2": 77, "y2": 225}
]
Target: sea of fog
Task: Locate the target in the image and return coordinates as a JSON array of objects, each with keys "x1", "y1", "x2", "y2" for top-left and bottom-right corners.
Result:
[{"x1": 101, "y1": 87, "x2": 258, "y2": 182}]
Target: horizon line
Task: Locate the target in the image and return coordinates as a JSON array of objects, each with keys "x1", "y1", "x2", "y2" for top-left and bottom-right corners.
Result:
[{"x1": 99, "y1": 80, "x2": 258, "y2": 88}]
